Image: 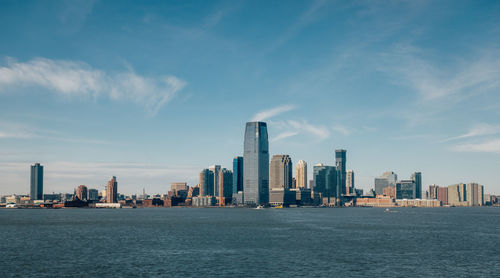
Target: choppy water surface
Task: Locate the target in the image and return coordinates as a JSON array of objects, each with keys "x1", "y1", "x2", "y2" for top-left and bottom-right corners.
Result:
[{"x1": 1, "y1": 207, "x2": 499, "y2": 277}]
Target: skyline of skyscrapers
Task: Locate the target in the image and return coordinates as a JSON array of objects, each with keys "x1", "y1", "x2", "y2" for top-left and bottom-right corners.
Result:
[
  {"x1": 30, "y1": 163, "x2": 43, "y2": 200},
  {"x1": 243, "y1": 121, "x2": 269, "y2": 205}
]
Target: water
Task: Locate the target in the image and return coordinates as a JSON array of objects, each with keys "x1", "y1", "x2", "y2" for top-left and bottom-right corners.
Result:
[{"x1": 0, "y1": 207, "x2": 499, "y2": 277}]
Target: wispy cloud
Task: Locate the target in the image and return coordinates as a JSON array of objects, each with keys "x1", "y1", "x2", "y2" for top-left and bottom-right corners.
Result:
[
  {"x1": 0, "y1": 57, "x2": 186, "y2": 115},
  {"x1": 251, "y1": 105, "x2": 296, "y2": 121},
  {"x1": 441, "y1": 123, "x2": 500, "y2": 142},
  {"x1": 451, "y1": 139, "x2": 500, "y2": 153},
  {"x1": 270, "y1": 131, "x2": 299, "y2": 143}
]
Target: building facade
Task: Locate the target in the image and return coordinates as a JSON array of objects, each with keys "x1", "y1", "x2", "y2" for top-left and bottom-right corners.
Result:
[
  {"x1": 218, "y1": 168, "x2": 233, "y2": 199},
  {"x1": 76, "y1": 185, "x2": 88, "y2": 201},
  {"x1": 374, "y1": 171, "x2": 397, "y2": 195},
  {"x1": 396, "y1": 180, "x2": 416, "y2": 199},
  {"x1": 466, "y1": 183, "x2": 484, "y2": 206},
  {"x1": 335, "y1": 149, "x2": 346, "y2": 195},
  {"x1": 106, "y1": 176, "x2": 118, "y2": 203},
  {"x1": 346, "y1": 170, "x2": 354, "y2": 195},
  {"x1": 296, "y1": 160, "x2": 307, "y2": 188},
  {"x1": 199, "y1": 169, "x2": 214, "y2": 196},
  {"x1": 411, "y1": 172, "x2": 422, "y2": 199},
  {"x1": 232, "y1": 156, "x2": 244, "y2": 194},
  {"x1": 209, "y1": 165, "x2": 221, "y2": 196},
  {"x1": 30, "y1": 163, "x2": 44, "y2": 200},
  {"x1": 270, "y1": 154, "x2": 292, "y2": 190},
  {"x1": 313, "y1": 164, "x2": 339, "y2": 205},
  {"x1": 448, "y1": 183, "x2": 467, "y2": 206},
  {"x1": 243, "y1": 122, "x2": 269, "y2": 205}
]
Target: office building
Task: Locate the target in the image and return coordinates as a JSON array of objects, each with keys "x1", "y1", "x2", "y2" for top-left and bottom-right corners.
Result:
[
  {"x1": 76, "y1": 185, "x2": 88, "y2": 201},
  {"x1": 270, "y1": 154, "x2": 292, "y2": 190},
  {"x1": 396, "y1": 180, "x2": 416, "y2": 199},
  {"x1": 411, "y1": 172, "x2": 422, "y2": 199},
  {"x1": 106, "y1": 176, "x2": 118, "y2": 203},
  {"x1": 374, "y1": 171, "x2": 397, "y2": 195},
  {"x1": 313, "y1": 164, "x2": 339, "y2": 205},
  {"x1": 232, "y1": 156, "x2": 243, "y2": 194},
  {"x1": 437, "y1": 186, "x2": 448, "y2": 205},
  {"x1": 30, "y1": 163, "x2": 43, "y2": 200},
  {"x1": 88, "y1": 189, "x2": 99, "y2": 201},
  {"x1": 171, "y1": 182, "x2": 188, "y2": 192},
  {"x1": 296, "y1": 160, "x2": 307, "y2": 188},
  {"x1": 218, "y1": 168, "x2": 233, "y2": 199},
  {"x1": 448, "y1": 183, "x2": 467, "y2": 206},
  {"x1": 243, "y1": 122, "x2": 269, "y2": 205},
  {"x1": 209, "y1": 165, "x2": 221, "y2": 196},
  {"x1": 346, "y1": 170, "x2": 354, "y2": 195},
  {"x1": 199, "y1": 169, "x2": 214, "y2": 196},
  {"x1": 466, "y1": 183, "x2": 484, "y2": 206},
  {"x1": 428, "y1": 184, "x2": 438, "y2": 199},
  {"x1": 335, "y1": 149, "x2": 346, "y2": 195}
]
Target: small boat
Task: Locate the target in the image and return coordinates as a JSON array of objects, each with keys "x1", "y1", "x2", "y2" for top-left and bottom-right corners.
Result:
[
  {"x1": 255, "y1": 205, "x2": 264, "y2": 209},
  {"x1": 274, "y1": 205, "x2": 283, "y2": 209}
]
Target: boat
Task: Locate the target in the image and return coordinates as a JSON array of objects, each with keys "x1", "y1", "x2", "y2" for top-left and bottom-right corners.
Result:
[
  {"x1": 255, "y1": 205, "x2": 264, "y2": 209},
  {"x1": 274, "y1": 205, "x2": 283, "y2": 209},
  {"x1": 6, "y1": 203, "x2": 19, "y2": 208}
]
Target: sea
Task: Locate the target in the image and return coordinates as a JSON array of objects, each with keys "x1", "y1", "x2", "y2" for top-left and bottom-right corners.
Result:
[{"x1": 0, "y1": 207, "x2": 499, "y2": 277}]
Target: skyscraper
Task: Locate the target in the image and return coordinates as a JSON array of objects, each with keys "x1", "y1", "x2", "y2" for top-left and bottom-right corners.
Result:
[
  {"x1": 270, "y1": 154, "x2": 292, "y2": 189},
  {"x1": 396, "y1": 180, "x2": 416, "y2": 199},
  {"x1": 218, "y1": 168, "x2": 233, "y2": 199},
  {"x1": 30, "y1": 163, "x2": 43, "y2": 200},
  {"x1": 232, "y1": 156, "x2": 243, "y2": 194},
  {"x1": 199, "y1": 169, "x2": 214, "y2": 196},
  {"x1": 448, "y1": 183, "x2": 466, "y2": 206},
  {"x1": 313, "y1": 164, "x2": 339, "y2": 204},
  {"x1": 437, "y1": 186, "x2": 448, "y2": 205},
  {"x1": 411, "y1": 172, "x2": 422, "y2": 199},
  {"x1": 466, "y1": 183, "x2": 484, "y2": 206},
  {"x1": 76, "y1": 185, "x2": 88, "y2": 200},
  {"x1": 296, "y1": 160, "x2": 307, "y2": 188},
  {"x1": 209, "y1": 165, "x2": 221, "y2": 196},
  {"x1": 243, "y1": 121, "x2": 269, "y2": 205},
  {"x1": 88, "y1": 189, "x2": 99, "y2": 201},
  {"x1": 428, "y1": 184, "x2": 438, "y2": 199},
  {"x1": 346, "y1": 170, "x2": 354, "y2": 195},
  {"x1": 374, "y1": 171, "x2": 397, "y2": 195},
  {"x1": 335, "y1": 149, "x2": 346, "y2": 195},
  {"x1": 106, "y1": 176, "x2": 118, "y2": 203}
]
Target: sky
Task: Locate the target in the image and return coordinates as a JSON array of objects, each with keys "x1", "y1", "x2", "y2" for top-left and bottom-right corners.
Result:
[{"x1": 1, "y1": 0, "x2": 500, "y2": 195}]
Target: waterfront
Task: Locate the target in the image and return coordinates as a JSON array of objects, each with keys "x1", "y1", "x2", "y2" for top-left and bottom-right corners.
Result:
[{"x1": 1, "y1": 207, "x2": 499, "y2": 277}]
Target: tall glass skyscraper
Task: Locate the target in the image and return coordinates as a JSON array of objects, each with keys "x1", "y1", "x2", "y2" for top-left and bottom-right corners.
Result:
[
  {"x1": 411, "y1": 172, "x2": 422, "y2": 199},
  {"x1": 30, "y1": 163, "x2": 43, "y2": 200},
  {"x1": 335, "y1": 149, "x2": 346, "y2": 195},
  {"x1": 243, "y1": 122, "x2": 269, "y2": 205},
  {"x1": 200, "y1": 169, "x2": 214, "y2": 196},
  {"x1": 313, "y1": 164, "x2": 339, "y2": 203},
  {"x1": 232, "y1": 156, "x2": 243, "y2": 194}
]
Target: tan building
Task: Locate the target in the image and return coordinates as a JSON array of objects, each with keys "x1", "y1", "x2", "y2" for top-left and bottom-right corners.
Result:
[
  {"x1": 383, "y1": 186, "x2": 396, "y2": 198},
  {"x1": 296, "y1": 160, "x2": 307, "y2": 188},
  {"x1": 428, "y1": 184, "x2": 438, "y2": 199},
  {"x1": 270, "y1": 155, "x2": 292, "y2": 189},
  {"x1": 466, "y1": 183, "x2": 484, "y2": 206},
  {"x1": 106, "y1": 176, "x2": 118, "y2": 203},
  {"x1": 356, "y1": 195, "x2": 396, "y2": 207},
  {"x1": 346, "y1": 170, "x2": 354, "y2": 195},
  {"x1": 75, "y1": 185, "x2": 88, "y2": 201},
  {"x1": 448, "y1": 183, "x2": 467, "y2": 206},
  {"x1": 397, "y1": 199, "x2": 441, "y2": 207}
]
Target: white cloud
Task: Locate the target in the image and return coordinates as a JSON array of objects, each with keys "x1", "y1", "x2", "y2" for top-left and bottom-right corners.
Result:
[
  {"x1": 451, "y1": 139, "x2": 500, "y2": 153},
  {"x1": 288, "y1": 120, "x2": 330, "y2": 140},
  {"x1": 251, "y1": 105, "x2": 296, "y2": 121},
  {"x1": 332, "y1": 124, "x2": 352, "y2": 136},
  {"x1": 441, "y1": 123, "x2": 500, "y2": 142},
  {"x1": 270, "y1": 131, "x2": 299, "y2": 142},
  {"x1": 0, "y1": 57, "x2": 186, "y2": 115}
]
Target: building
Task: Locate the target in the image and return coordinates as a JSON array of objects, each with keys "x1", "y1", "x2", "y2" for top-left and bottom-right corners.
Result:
[
  {"x1": 383, "y1": 186, "x2": 396, "y2": 198},
  {"x1": 199, "y1": 169, "x2": 214, "y2": 196},
  {"x1": 428, "y1": 184, "x2": 438, "y2": 199},
  {"x1": 243, "y1": 122, "x2": 269, "y2": 205},
  {"x1": 106, "y1": 176, "x2": 118, "y2": 203},
  {"x1": 466, "y1": 183, "x2": 484, "y2": 206},
  {"x1": 209, "y1": 165, "x2": 221, "y2": 196},
  {"x1": 335, "y1": 149, "x2": 346, "y2": 195},
  {"x1": 30, "y1": 163, "x2": 43, "y2": 200},
  {"x1": 269, "y1": 188, "x2": 296, "y2": 207},
  {"x1": 437, "y1": 186, "x2": 448, "y2": 205},
  {"x1": 75, "y1": 185, "x2": 88, "y2": 201},
  {"x1": 356, "y1": 195, "x2": 395, "y2": 207},
  {"x1": 411, "y1": 172, "x2": 422, "y2": 199},
  {"x1": 192, "y1": 196, "x2": 216, "y2": 207},
  {"x1": 296, "y1": 160, "x2": 307, "y2": 188},
  {"x1": 232, "y1": 156, "x2": 244, "y2": 194},
  {"x1": 396, "y1": 180, "x2": 416, "y2": 199},
  {"x1": 88, "y1": 189, "x2": 99, "y2": 201},
  {"x1": 396, "y1": 199, "x2": 441, "y2": 207},
  {"x1": 171, "y1": 182, "x2": 187, "y2": 192},
  {"x1": 374, "y1": 171, "x2": 397, "y2": 195},
  {"x1": 346, "y1": 170, "x2": 354, "y2": 195},
  {"x1": 269, "y1": 154, "x2": 292, "y2": 190},
  {"x1": 218, "y1": 168, "x2": 233, "y2": 205},
  {"x1": 448, "y1": 183, "x2": 467, "y2": 206},
  {"x1": 313, "y1": 164, "x2": 339, "y2": 205}
]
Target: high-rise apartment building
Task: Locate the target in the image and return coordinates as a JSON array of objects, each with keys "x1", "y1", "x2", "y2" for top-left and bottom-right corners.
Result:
[
  {"x1": 374, "y1": 171, "x2": 397, "y2": 195},
  {"x1": 218, "y1": 169, "x2": 233, "y2": 199},
  {"x1": 200, "y1": 169, "x2": 214, "y2": 196},
  {"x1": 346, "y1": 170, "x2": 354, "y2": 195},
  {"x1": 466, "y1": 183, "x2": 484, "y2": 206},
  {"x1": 428, "y1": 184, "x2": 438, "y2": 199},
  {"x1": 296, "y1": 160, "x2": 307, "y2": 188},
  {"x1": 76, "y1": 185, "x2": 88, "y2": 201},
  {"x1": 30, "y1": 163, "x2": 43, "y2": 200},
  {"x1": 335, "y1": 149, "x2": 346, "y2": 195},
  {"x1": 209, "y1": 165, "x2": 221, "y2": 196},
  {"x1": 106, "y1": 176, "x2": 118, "y2": 203},
  {"x1": 313, "y1": 164, "x2": 339, "y2": 204},
  {"x1": 232, "y1": 156, "x2": 243, "y2": 194},
  {"x1": 270, "y1": 154, "x2": 292, "y2": 190},
  {"x1": 411, "y1": 172, "x2": 422, "y2": 199},
  {"x1": 437, "y1": 186, "x2": 448, "y2": 205},
  {"x1": 88, "y1": 189, "x2": 99, "y2": 201},
  {"x1": 448, "y1": 183, "x2": 466, "y2": 206},
  {"x1": 243, "y1": 122, "x2": 269, "y2": 205}
]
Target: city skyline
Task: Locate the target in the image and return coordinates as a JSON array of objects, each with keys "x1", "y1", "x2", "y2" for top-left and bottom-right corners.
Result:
[{"x1": 1, "y1": 0, "x2": 500, "y2": 195}]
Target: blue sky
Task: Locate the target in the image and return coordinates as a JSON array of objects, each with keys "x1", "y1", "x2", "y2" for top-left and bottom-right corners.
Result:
[{"x1": 1, "y1": 0, "x2": 500, "y2": 195}]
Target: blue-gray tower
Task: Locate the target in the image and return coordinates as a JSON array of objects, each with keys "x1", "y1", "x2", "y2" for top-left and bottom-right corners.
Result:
[
  {"x1": 233, "y1": 156, "x2": 243, "y2": 194},
  {"x1": 243, "y1": 122, "x2": 269, "y2": 205},
  {"x1": 30, "y1": 163, "x2": 43, "y2": 200}
]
